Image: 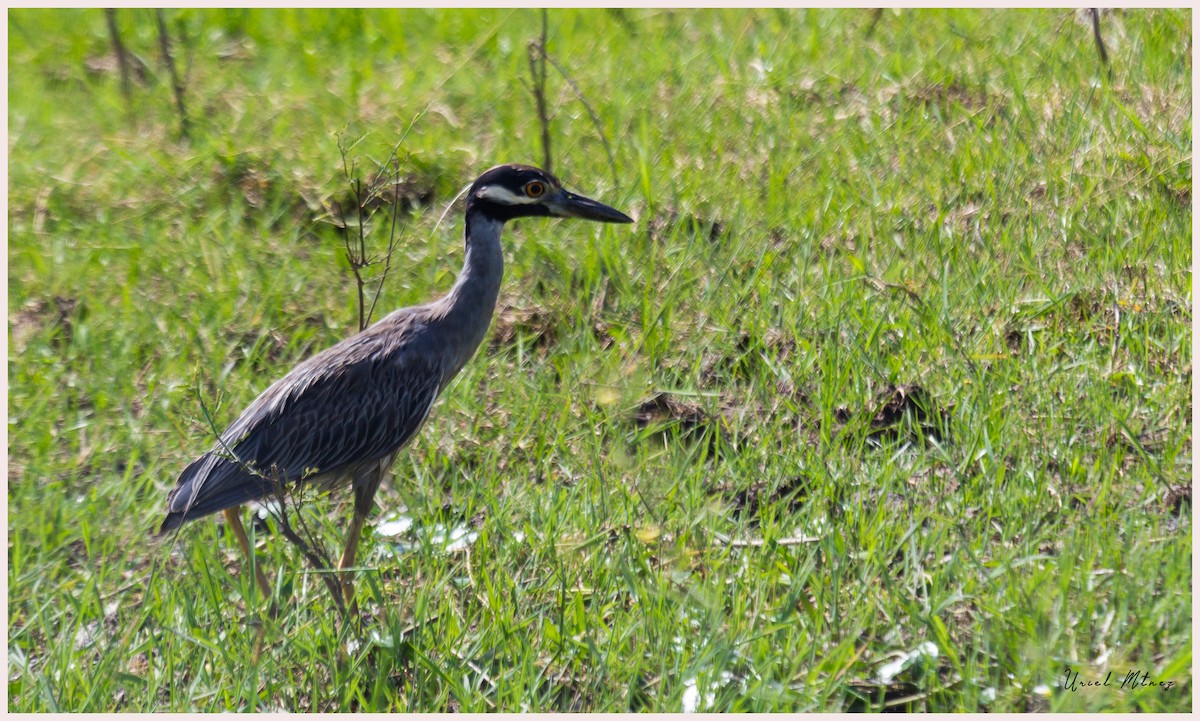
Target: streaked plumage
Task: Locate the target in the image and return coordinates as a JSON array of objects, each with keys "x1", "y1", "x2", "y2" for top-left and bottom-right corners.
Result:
[
  {"x1": 157, "y1": 164, "x2": 632, "y2": 602},
  {"x1": 159, "y1": 314, "x2": 443, "y2": 531}
]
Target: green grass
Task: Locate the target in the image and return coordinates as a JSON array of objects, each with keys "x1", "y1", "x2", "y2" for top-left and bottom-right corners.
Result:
[{"x1": 8, "y1": 8, "x2": 1191, "y2": 712}]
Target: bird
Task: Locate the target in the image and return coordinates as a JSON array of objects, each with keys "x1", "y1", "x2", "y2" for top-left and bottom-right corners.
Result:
[{"x1": 157, "y1": 164, "x2": 633, "y2": 605}]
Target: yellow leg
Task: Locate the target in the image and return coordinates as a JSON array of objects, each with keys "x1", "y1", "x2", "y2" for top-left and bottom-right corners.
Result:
[
  {"x1": 337, "y1": 506, "x2": 369, "y2": 609},
  {"x1": 338, "y1": 460, "x2": 388, "y2": 613},
  {"x1": 224, "y1": 507, "x2": 272, "y2": 600}
]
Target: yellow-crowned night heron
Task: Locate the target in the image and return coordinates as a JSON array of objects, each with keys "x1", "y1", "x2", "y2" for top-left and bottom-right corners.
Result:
[{"x1": 157, "y1": 164, "x2": 632, "y2": 603}]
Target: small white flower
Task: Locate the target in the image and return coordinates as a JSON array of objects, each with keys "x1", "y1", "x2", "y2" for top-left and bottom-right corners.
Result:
[{"x1": 681, "y1": 678, "x2": 702, "y2": 713}]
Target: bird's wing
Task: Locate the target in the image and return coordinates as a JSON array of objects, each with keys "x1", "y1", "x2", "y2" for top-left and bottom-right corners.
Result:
[{"x1": 160, "y1": 337, "x2": 443, "y2": 531}]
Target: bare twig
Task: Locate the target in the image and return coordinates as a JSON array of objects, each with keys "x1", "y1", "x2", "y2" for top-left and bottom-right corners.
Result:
[
  {"x1": 266, "y1": 477, "x2": 349, "y2": 617},
  {"x1": 539, "y1": 45, "x2": 621, "y2": 190},
  {"x1": 336, "y1": 129, "x2": 419, "y2": 332},
  {"x1": 716, "y1": 535, "x2": 822, "y2": 548},
  {"x1": 527, "y1": 9, "x2": 552, "y2": 173},
  {"x1": 364, "y1": 113, "x2": 425, "y2": 326},
  {"x1": 334, "y1": 135, "x2": 370, "y2": 331},
  {"x1": 338, "y1": 10, "x2": 508, "y2": 285},
  {"x1": 351, "y1": 175, "x2": 368, "y2": 332},
  {"x1": 195, "y1": 380, "x2": 349, "y2": 616},
  {"x1": 865, "y1": 8, "x2": 885, "y2": 37},
  {"x1": 104, "y1": 9, "x2": 132, "y2": 101},
  {"x1": 154, "y1": 9, "x2": 190, "y2": 140},
  {"x1": 1089, "y1": 9, "x2": 1113, "y2": 80},
  {"x1": 366, "y1": 157, "x2": 403, "y2": 326}
]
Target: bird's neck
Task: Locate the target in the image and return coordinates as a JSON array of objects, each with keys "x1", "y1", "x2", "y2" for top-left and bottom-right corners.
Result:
[
  {"x1": 437, "y1": 209, "x2": 505, "y2": 376},
  {"x1": 447, "y1": 210, "x2": 505, "y2": 315}
]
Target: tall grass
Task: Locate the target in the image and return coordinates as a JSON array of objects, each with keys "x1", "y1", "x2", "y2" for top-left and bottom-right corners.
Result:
[{"x1": 8, "y1": 8, "x2": 1191, "y2": 711}]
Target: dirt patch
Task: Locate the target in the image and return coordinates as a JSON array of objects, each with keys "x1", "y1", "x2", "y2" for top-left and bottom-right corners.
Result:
[
  {"x1": 866, "y1": 384, "x2": 952, "y2": 445},
  {"x1": 906, "y1": 464, "x2": 958, "y2": 493},
  {"x1": 700, "y1": 328, "x2": 796, "y2": 387},
  {"x1": 83, "y1": 52, "x2": 148, "y2": 84},
  {"x1": 11, "y1": 295, "x2": 78, "y2": 352},
  {"x1": 818, "y1": 231, "x2": 861, "y2": 255},
  {"x1": 1158, "y1": 179, "x2": 1190, "y2": 206},
  {"x1": 489, "y1": 304, "x2": 557, "y2": 353},
  {"x1": 1163, "y1": 485, "x2": 1190, "y2": 515},
  {"x1": 1064, "y1": 288, "x2": 1109, "y2": 324},
  {"x1": 720, "y1": 473, "x2": 813, "y2": 521},
  {"x1": 631, "y1": 392, "x2": 735, "y2": 457},
  {"x1": 235, "y1": 166, "x2": 271, "y2": 209},
  {"x1": 215, "y1": 37, "x2": 257, "y2": 62},
  {"x1": 589, "y1": 317, "x2": 615, "y2": 350},
  {"x1": 909, "y1": 80, "x2": 997, "y2": 112},
  {"x1": 489, "y1": 302, "x2": 614, "y2": 354},
  {"x1": 210, "y1": 157, "x2": 317, "y2": 228},
  {"x1": 785, "y1": 77, "x2": 863, "y2": 107},
  {"x1": 844, "y1": 679, "x2": 925, "y2": 712},
  {"x1": 209, "y1": 156, "x2": 364, "y2": 231},
  {"x1": 633, "y1": 392, "x2": 709, "y2": 430}
]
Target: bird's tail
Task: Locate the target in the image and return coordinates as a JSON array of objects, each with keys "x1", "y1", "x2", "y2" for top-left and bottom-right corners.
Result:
[
  {"x1": 152, "y1": 454, "x2": 273, "y2": 536},
  {"x1": 155, "y1": 510, "x2": 187, "y2": 537}
]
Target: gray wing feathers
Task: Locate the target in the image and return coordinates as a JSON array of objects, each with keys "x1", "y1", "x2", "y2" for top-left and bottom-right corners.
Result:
[
  {"x1": 225, "y1": 352, "x2": 441, "y2": 478},
  {"x1": 160, "y1": 323, "x2": 445, "y2": 532}
]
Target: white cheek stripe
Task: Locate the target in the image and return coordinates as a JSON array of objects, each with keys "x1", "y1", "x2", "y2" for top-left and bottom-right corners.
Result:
[{"x1": 476, "y1": 185, "x2": 539, "y2": 205}]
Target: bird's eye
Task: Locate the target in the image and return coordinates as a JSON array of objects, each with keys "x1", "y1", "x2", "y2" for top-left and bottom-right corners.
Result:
[{"x1": 524, "y1": 181, "x2": 546, "y2": 197}]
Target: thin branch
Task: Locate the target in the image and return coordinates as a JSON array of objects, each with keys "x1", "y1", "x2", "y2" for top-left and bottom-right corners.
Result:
[
  {"x1": 363, "y1": 111, "x2": 424, "y2": 326},
  {"x1": 154, "y1": 9, "x2": 190, "y2": 141},
  {"x1": 865, "y1": 8, "x2": 885, "y2": 38},
  {"x1": 266, "y1": 478, "x2": 348, "y2": 617},
  {"x1": 714, "y1": 534, "x2": 822, "y2": 548},
  {"x1": 335, "y1": 134, "x2": 370, "y2": 332},
  {"x1": 178, "y1": 14, "x2": 195, "y2": 94},
  {"x1": 366, "y1": 158, "x2": 403, "y2": 326},
  {"x1": 1089, "y1": 9, "x2": 1113, "y2": 80},
  {"x1": 338, "y1": 113, "x2": 428, "y2": 330},
  {"x1": 527, "y1": 10, "x2": 552, "y2": 173},
  {"x1": 354, "y1": 175, "x2": 368, "y2": 331},
  {"x1": 538, "y1": 45, "x2": 621, "y2": 190},
  {"x1": 195, "y1": 379, "x2": 349, "y2": 617},
  {"x1": 104, "y1": 9, "x2": 132, "y2": 101}
]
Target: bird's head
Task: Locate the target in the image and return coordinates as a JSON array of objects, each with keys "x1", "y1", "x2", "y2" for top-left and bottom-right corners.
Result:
[{"x1": 466, "y1": 164, "x2": 633, "y2": 224}]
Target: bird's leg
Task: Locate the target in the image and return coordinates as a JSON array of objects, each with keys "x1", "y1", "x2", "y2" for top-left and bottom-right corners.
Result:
[
  {"x1": 338, "y1": 509, "x2": 367, "y2": 609},
  {"x1": 223, "y1": 507, "x2": 272, "y2": 600},
  {"x1": 339, "y1": 465, "x2": 385, "y2": 610}
]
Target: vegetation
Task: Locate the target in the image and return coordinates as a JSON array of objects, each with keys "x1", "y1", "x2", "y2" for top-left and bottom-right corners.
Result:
[{"x1": 8, "y1": 8, "x2": 1191, "y2": 712}]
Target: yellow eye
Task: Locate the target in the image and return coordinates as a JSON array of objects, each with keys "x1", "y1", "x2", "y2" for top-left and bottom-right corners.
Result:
[{"x1": 524, "y1": 181, "x2": 546, "y2": 197}]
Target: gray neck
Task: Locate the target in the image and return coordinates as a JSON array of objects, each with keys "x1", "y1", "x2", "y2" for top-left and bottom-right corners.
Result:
[{"x1": 435, "y1": 210, "x2": 505, "y2": 379}]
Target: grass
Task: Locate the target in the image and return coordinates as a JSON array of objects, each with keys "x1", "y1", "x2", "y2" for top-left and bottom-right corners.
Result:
[{"x1": 7, "y1": 7, "x2": 1192, "y2": 712}]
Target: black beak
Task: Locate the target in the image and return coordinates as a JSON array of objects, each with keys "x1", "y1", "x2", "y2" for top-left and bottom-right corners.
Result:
[{"x1": 548, "y1": 189, "x2": 634, "y2": 224}]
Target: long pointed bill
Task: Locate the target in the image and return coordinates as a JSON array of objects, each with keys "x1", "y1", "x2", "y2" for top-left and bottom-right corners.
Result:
[{"x1": 549, "y1": 190, "x2": 634, "y2": 223}]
